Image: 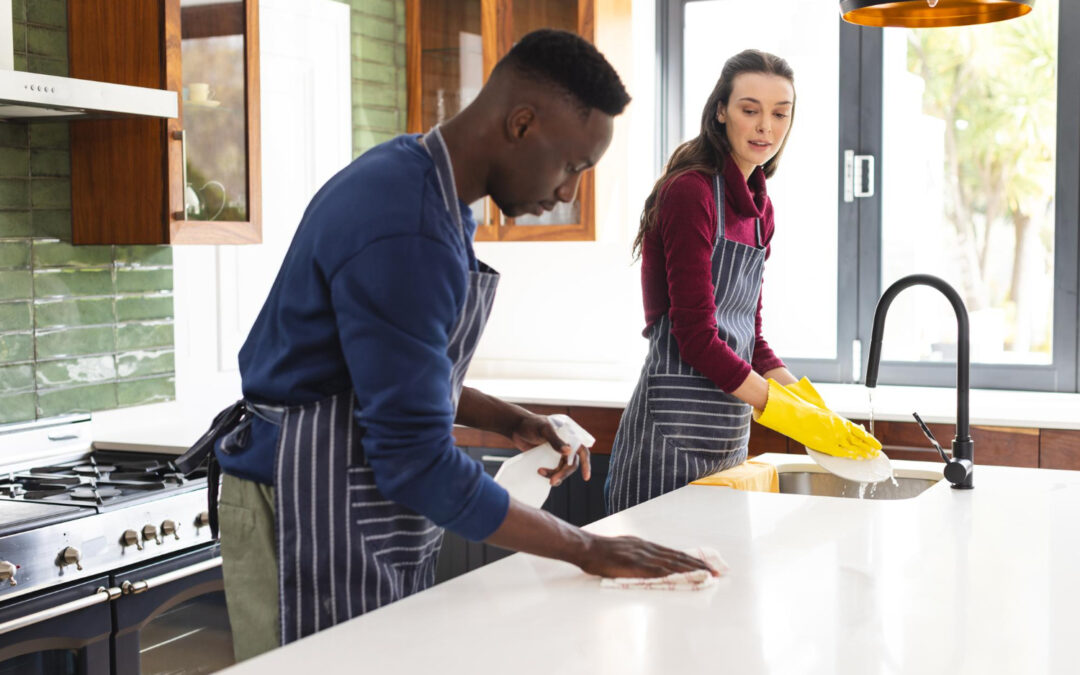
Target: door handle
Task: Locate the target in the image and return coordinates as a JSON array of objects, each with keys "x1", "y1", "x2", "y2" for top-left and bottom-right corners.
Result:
[
  {"x1": 844, "y1": 150, "x2": 875, "y2": 202},
  {"x1": 0, "y1": 586, "x2": 121, "y2": 636},
  {"x1": 172, "y1": 129, "x2": 189, "y2": 220},
  {"x1": 120, "y1": 556, "x2": 222, "y2": 596}
]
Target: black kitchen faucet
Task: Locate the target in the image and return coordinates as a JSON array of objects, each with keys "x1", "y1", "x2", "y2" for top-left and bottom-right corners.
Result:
[{"x1": 864, "y1": 274, "x2": 974, "y2": 489}]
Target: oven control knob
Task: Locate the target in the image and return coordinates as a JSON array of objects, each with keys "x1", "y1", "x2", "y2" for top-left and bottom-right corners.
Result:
[
  {"x1": 121, "y1": 529, "x2": 143, "y2": 550},
  {"x1": 142, "y1": 524, "x2": 161, "y2": 545},
  {"x1": 59, "y1": 547, "x2": 82, "y2": 571},
  {"x1": 195, "y1": 511, "x2": 210, "y2": 528},
  {"x1": 0, "y1": 561, "x2": 16, "y2": 586},
  {"x1": 161, "y1": 520, "x2": 179, "y2": 540}
]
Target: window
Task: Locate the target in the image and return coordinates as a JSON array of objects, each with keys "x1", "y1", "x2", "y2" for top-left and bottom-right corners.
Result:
[{"x1": 660, "y1": 0, "x2": 1079, "y2": 391}]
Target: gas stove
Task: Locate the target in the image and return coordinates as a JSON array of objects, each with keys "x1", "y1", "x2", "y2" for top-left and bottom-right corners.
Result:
[
  {"x1": 0, "y1": 414, "x2": 214, "y2": 602},
  {"x1": 0, "y1": 451, "x2": 206, "y2": 513}
]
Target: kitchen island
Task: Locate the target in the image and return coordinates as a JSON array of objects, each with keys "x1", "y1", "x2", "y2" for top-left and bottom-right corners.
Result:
[{"x1": 220, "y1": 454, "x2": 1080, "y2": 674}]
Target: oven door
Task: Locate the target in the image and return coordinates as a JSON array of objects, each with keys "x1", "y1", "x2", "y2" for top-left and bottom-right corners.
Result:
[
  {"x1": 112, "y1": 545, "x2": 234, "y2": 675},
  {"x1": 0, "y1": 576, "x2": 113, "y2": 675}
]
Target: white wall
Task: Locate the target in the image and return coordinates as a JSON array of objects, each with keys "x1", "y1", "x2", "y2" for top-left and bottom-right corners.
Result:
[
  {"x1": 468, "y1": 0, "x2": 655, "y2": 381},
  {"x1": 172, "y1": 0, "x2": 352, "y2": 406}
]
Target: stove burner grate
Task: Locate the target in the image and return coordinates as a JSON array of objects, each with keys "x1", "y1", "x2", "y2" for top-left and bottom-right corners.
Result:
[{"x1": 70, "y1": 486, "x2": 122, "y2": 501}]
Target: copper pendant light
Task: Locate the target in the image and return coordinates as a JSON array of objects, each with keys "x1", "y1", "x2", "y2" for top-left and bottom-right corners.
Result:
[{"x1": 840, "y1": 0, "x2": 1034, "y2": 28}]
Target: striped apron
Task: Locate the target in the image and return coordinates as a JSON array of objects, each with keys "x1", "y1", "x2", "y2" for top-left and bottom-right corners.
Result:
[
  {"x1": 272, "y1": 126, "x2": 497, "y2": 644},
  {"x1": 604, "y1": 174, "x2": 766, "y2": 514},
  {"x1": 177, "y1": 126, "x2": 499, "y2": 647}
]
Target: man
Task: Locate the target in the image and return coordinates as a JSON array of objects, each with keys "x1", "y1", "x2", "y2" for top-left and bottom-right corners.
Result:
[{"x1": 179, "y1": 29, "x2": 715, "y2": 663}]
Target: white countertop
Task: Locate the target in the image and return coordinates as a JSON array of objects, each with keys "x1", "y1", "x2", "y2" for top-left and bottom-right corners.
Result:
[
  {"x1": 221, "y1": 454, "x2": 1080, "y2": 674},
  {"x1": 466, "y1": 378, "x2": 1080, "y2": 430}
]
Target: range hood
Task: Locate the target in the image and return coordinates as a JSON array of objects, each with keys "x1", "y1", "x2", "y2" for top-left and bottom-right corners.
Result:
[{"x1": 0, "y1": 0, "x2": 177, "y2": 121}]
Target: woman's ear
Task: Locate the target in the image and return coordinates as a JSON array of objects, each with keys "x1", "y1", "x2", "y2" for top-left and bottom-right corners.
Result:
[{"x1": 716, "y1": 102, "x2": 727, "y2": 124}]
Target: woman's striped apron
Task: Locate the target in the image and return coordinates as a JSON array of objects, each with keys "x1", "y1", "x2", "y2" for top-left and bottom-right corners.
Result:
[{"x1": 604, "y1": 174, "x2": 766, "y2": 514}]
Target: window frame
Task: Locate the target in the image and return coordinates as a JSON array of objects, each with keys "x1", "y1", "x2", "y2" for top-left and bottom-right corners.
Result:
[{"x1": 659, "y1": 0, "x2": 1080, "y2": 392}]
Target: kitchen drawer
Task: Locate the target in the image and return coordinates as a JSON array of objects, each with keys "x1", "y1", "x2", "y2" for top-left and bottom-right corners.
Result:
[{"x1": 1041, "y1": 430, "x2": 1080, "y2": 470}]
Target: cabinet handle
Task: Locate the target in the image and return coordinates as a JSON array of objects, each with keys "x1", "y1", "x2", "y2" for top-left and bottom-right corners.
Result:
[
  {"x1": 480, "y1": 455, "x2": 511, "y2": 464},
  {"x1": 173, "y1": 129, "x2": 188, "y2": 221}
]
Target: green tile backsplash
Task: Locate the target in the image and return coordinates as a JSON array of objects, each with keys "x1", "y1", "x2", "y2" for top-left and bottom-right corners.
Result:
[{"x1": 0, "y1": 2, "x2": 175, "y2": 424}]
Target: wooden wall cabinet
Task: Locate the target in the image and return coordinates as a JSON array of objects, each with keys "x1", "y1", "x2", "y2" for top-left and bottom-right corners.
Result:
[
  {"x1": 68, "y1": 0, "x2": 261, "y2": 245},
  {"x1": 405, "y1": 0, "x2": 596, "y2": 242}
]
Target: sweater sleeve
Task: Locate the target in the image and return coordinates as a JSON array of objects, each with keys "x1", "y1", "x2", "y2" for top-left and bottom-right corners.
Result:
[
  {"x1": 329, "y1": 234, "x2": 509, "y2": 542},
  {"x1": 658, "y1": 174, "x2": 753, "y2": 393}
]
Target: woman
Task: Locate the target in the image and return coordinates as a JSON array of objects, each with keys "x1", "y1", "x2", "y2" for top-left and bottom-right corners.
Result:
[{"x1": 605, "y1": 49, "x2": 880, "y2": 514}]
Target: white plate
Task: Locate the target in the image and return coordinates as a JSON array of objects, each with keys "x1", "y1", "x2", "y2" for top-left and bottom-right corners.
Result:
[
  {"x1": 493, "y1": 444, "x2": 564, "y2": 509},
  {"x1": 806, "y1": 447, "x2": 893, "y2": 484}
]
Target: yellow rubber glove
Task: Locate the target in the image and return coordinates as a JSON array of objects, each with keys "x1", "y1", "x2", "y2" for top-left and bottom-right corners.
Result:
[
  {"x1": 786, "y1": 377, "x2": 827, "y2": 409},
  {"x1": 754, "y1": 379, "x2": 882, "y2": 459}
]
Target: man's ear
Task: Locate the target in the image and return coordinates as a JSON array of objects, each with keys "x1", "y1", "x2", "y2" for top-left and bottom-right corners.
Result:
[{"x1": 505, "y1": 104, "x2": 537, "y2": 143}]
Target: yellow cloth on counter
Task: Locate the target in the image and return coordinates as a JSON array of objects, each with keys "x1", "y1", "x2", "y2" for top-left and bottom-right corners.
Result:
[{"x1": 691, "y1": 460, "x2": 778, "y2": 493}]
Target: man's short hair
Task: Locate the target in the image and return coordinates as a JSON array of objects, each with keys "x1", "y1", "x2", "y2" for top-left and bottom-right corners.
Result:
[{"x1": 494, "y1": 29, "x2": 631, "y2": 117}]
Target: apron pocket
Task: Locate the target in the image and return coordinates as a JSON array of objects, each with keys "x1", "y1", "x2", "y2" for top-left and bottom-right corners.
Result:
[{"x1": 645, "y1": 373, "x2": 751, "y2": 456}]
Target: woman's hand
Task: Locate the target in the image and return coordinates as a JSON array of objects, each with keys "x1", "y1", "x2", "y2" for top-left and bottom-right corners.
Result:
[{"x1": 508, "y1": 412, "x2": 592, "y2": 485}]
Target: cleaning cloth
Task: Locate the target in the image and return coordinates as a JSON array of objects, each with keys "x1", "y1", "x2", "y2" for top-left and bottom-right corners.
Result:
[
  {"x1": 600, "y1": 546, "x2": 729, "y2": 591},
  {"x1": 690, "y1": 460, "x2": 779, "y2": 492}
]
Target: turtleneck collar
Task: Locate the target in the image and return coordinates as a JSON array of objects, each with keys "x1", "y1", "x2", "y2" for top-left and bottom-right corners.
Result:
[{"x1": 721, "y1": 155, "x2": 768, "y2": 219}]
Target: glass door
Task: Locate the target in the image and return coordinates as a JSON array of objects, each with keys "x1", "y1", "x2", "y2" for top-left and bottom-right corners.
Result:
[
  {"x1": 112, "y1": 548, "x2": 234, "y2": 675},
  {"x1": 0, "y1": 577, "x2": 112, "y2": 675},
  {"x1": 505, "y1": 0, "x2": 584, "y2": 228},
  {"x1": 180, "y1": 0, "x2": 252, "y2": 223}
]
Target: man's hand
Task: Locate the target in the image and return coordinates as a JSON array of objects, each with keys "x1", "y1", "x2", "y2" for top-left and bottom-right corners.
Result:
[
  {"x1": 509, "y1": 412, "x2": 591, "y2": 485},
  {"x1": 574, "y1": 533, "x2": 720, "y2": 579},
  {"x1": 485, "y1": 499, "x2": 719, "y2": 579}
]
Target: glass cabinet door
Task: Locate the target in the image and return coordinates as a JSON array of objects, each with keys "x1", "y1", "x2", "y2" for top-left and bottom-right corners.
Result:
[
  {"x1": 179, "y1": 0, "x2": 253, "y2": 225},
  {"x1": 415, "y1": 0, "x2": 487, "y2": 225},
  {"x1": 417, "y1": 0, "x2": 484, "y2": 132},
  {"x1": 406, "y1": 0, "x2": 595, "y2": 240},
  {"x1": 508, "y1": 0, "x2": 584, "y2": 228}
]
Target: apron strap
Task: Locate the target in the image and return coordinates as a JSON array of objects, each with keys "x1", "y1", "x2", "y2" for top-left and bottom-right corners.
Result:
[
  {"x1": 755, "y1": 217, "x2": 763, "y2": 248},
  {"x1": 173, "y1": 399, "x2": 246, "y2": 540},
  {"x1": 421, "y1": 126, "x2": 465, "y2": 244},
  {"x1": 713, "y1": 174, "x2": 726, "y2": 240},
  {"x1": 174, "y1": 400, "x2": 245, "y2": 474}
]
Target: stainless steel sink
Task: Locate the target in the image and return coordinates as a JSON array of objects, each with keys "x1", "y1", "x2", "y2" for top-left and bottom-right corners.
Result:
[{"x1": 778, "y1": 471, "x2": 940, "y2": 500}]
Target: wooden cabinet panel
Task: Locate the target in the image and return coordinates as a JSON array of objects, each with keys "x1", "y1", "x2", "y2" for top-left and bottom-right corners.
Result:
[
  {"x1": 455, "y1": 402, "x2": 1063, "y2": 471},
  {"x1": 566, "y1": 406, "x2": 621, "y2": 455},
  {"x1": 843, "y1": 419, "x2": 1039, "y2": 468},
  {"x1": 749, "y1": 424, "x2": 788, "y2": 456},
  {"x1": 69, "y1": 0, "x2": 261, "y2": 245},
  {"x1": 451, "y1": 402, "x2": 568, "y2": 449},
  {"x1": 1041, "y1": 430, "x2": 1080, "y2": 470}
]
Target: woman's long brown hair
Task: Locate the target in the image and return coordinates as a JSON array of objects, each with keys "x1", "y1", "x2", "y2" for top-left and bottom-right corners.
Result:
[{"x1": 633, "y1": 49, "x2": 796, "y2": 257}]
